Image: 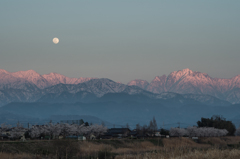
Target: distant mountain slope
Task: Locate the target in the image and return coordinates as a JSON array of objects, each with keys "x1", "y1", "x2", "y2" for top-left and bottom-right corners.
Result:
[
  {"x1": 42, "y1": 72, "x2": 95, "y2": 86},
  {"x1": 0, "y1": 101, "x2": 238, "y2": 128},
  {"x1": 0, "y1": 111, "x2": 112, "y2": 127},
  {"x1": 0, "y1": 89, "x2": 43, "y2": 106},
  {"x1": 0, "y1": 78, "x2": 166, "y2": 106},
  {"x1": 43, "y1": 78, "x2": 149, "y2": 98},
  {"x1": 128, "y1": 79, "x2": 149, "y2": 89},
  {"x1": 128, "y1": 68, "x2": 240, "y2": 103},
  {"x1": 0, "y1": 69, "x2": 95, "y2": 89},
  {"x1": 37, "y1": 91, "x2": 97, "y2": 103},
  {"x1": 0, "y1": 69, "x2": 40, "y2": 91}
]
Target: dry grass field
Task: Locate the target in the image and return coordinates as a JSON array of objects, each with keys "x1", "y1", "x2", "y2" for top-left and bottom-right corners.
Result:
[{"x1": 0, "y1": 137, "x2": 240, "y2": 159}]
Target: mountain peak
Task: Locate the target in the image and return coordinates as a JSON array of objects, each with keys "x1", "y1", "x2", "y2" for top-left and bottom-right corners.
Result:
[
  {"x1": 153, "y1": 75, "x2": 167, "y2": 82},
  {"x1": 47, "y1": 72, "x2": 64, "y2": 76},
  {"x1": 167, "y1": 68, "x2": 194, "y2": 82},
  {"x1": 182, "y1": 68, "x2": 193, "y2": 74},
  {"x1": 128, "y1": 79, "x2": 149, "y2": 85},
  {"x1": 43, "y1": 72, "x2": 66, "y2": 78},
  {"x1": 11, "y1": 70, "x2": 41, "y2": 78},
  {"x1": 0, "y1": 69, "x2": 8, "y2": 74},
  {"x1": 127, "y1": 79, "x2": 149, "y2": 89},
  {"x1": 23, "y1": 70, "x2": 38, "y2": 74},
  {"x1": 173, "y1": 68, "x2": 193, "y2": 76}
]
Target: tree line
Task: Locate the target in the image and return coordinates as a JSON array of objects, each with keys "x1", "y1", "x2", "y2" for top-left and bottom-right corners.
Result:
[
  {"x1": 0, "y1": 115, "x2": 239, "y2": 139},
  {"x1": 0, "y1": 121, "x2": 107, "y2": 139}
]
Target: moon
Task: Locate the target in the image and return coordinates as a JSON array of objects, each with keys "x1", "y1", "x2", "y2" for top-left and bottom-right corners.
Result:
[{"x1": 53, "y1": 37, "x2": 59, "y2": 44}]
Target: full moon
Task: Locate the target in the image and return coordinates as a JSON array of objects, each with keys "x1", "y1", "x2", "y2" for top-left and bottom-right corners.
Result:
[{"x1": 53, "y1": 37, "x2": 59, "y2": 44}]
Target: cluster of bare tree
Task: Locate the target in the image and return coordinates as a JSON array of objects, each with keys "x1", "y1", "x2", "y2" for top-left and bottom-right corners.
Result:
[
  {"x1": 30, "y1": 123, "x2": 107, "y2": 139},
  {"x1": 170, "y1": 127, "x2": 228, "y2": 137},
  {"x1": 0, "y1": 123, "x2": 11, "y2": 134},
  {"x1": 0, "y1": 123, "x2": 26, "y2": 139},
  {"x1": 135, "y1": 117, "x2": 158, "y2": 136}
]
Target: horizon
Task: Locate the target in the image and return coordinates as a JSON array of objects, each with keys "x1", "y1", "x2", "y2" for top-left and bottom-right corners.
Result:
[{"x1": 1, "y1": 67, "x2": 240, "y2": 84}]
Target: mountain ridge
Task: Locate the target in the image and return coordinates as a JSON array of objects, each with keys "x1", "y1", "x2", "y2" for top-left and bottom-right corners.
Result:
[
  {"x1": 128, "y1": 68, "x2": 240, "y2": 103},
  {"x1": 0, "y1": 69, "x2": 96, "y2": 89},
  {"x1": 1, "y1": 68, "x2": 240, "y2": 104}
]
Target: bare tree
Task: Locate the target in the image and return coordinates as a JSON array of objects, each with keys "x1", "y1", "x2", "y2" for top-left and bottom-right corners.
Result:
[
  {"x1": 11, "y1": 122, "x2": 25, "y2": 139},
  {"x1": 30, "y1": 122, "x2": 108, "y2": 140},
  {"x1": 0, "y1": 123, "x2": 11, "y2": 135},
  {"x1": 171, "y1": 127, "x2": 228, "y2": 137},
  {"x1": 88, "y1": 124, "x2": 107, "y2": 138},
  {"x1": 60, "y1": 123, "x2": 76, "y2": 138},
  {"x1": 126, "y1": 123, "x2": 130, "y2": 129},
  {"x1": 45, "y1": 123, "x2": 62, "y2": 139},
  {"x1": 152, "y1": 117, "x2": 158, "y2": 134},
  {"x1": 170, "y1": 128, "x2": 188, "y2": 137}
]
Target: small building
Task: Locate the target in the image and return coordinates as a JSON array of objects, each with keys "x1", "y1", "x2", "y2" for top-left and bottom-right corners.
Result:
[
  {"x1": 129, "y1": 131, "x2": 138, "y2": 139},
  {"x1": 107, "y1": 128, "x2": 131, "y2": 138},
  {"x1": 0, "y1": 134, "x2": 9, "y2": 140},
  {"x1": 155, "y1": 130, "x2": 161, "y2": 137},
  {"x1": 90, "y1": 134, "x2": 96, "y2": 140},
  {"x1": 78, "y1": 135, "x2": 86, "y2": 141}
]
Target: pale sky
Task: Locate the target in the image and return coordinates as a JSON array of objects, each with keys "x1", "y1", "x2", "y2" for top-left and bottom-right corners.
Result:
[{"x1": 0, "y1": 0, "x2": 240, "y2": 83}]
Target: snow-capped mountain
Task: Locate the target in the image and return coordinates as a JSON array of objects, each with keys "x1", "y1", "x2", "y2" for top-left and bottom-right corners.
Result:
[
  {"x1": 128, "y1": 68, "x2": 240, "y2": 103},
  {"x1": 42, "y1": 73, "x2": 95, "y2": 86},
  {"x1": 0, "y1": 68, "x2": 240, "y2": 105},
  {"x1": 0, "y1": 73, "x2": 158, "y2": 106},
  {"x1": 127, "y1": 79, "x2": 149, "y2": 90},
  {"x1": 43, "y1": 78, "x2": 148, "y2": 98},
  {"x1": 0, "y1": 69, "x2": 95, "y2": 89},
  {"x1": 0, "y1": 69, "x2": 40, "y2": 91}
]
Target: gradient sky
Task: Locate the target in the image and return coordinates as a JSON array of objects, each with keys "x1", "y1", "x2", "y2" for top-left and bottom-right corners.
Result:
[{"x1": 0, "y1": 0, "x2": 240, "y2": 83}]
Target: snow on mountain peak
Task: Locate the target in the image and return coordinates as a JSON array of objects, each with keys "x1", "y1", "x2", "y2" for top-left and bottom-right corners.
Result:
[
  {"x1": 0, "y1": 69, "x2": 8, "y2": 74},
  {"x1": 182, "y1": 68, "x2": 193, "y2": 74},
  {"x1": 153, "y1": 76, "x2": 161, "y2": 82},
  {"x1": 128, "y1": 79, "x2": 149, "y2": 85},
  {"x1": 152, "y1": 75, "x2": 167, "y2": 82},
  {"x1": 42, "y1": 72, "x2": 96, "y2": 86},
  {"x1": 170, "y1": 68, "x2": 193, "y2": 77},
  {"x1": 0, "y1": 69, "x2": 96, "y2": 89},
  {"x1": 1, "y1": 68, "x2": 240, "y2": 103},
  {"x1": 12, "y1": 70, "x2": 40, "y2": 78},
  {"x1": 127, "y1": 79, "x2": 149, "y2": 89}
]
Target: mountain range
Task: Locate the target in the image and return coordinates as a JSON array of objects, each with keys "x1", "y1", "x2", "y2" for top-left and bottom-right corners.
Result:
[
  {"x1": 128, "y1": 68, "x2": 240, "y2": 104},
  {"x1": 0, "y1": 68, "x2": 240, "y2": 106},
  {"x1": 1, "y1": 68, "x2": 240, "y2": 127}
]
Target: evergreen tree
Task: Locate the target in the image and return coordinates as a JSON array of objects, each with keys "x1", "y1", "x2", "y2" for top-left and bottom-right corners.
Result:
[{"x1": 197, "y1": 115, "x2": 236, "y2": 136}]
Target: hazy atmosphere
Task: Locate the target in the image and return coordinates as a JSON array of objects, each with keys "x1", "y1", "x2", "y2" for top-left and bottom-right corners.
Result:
[
  {"x1": 1, "y1": 0, "x2": 240, "y2": 83},
  {"x1": 1, "y1": 1, "x2": 240, "y2": 158}
]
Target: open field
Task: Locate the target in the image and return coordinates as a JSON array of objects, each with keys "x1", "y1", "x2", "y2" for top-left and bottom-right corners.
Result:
[{"x1": 1, "y1": 137, "x2": 240, "y2": 159}]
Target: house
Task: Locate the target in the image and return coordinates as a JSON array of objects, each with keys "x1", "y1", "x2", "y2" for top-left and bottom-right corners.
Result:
[
  {"x1": 1, "y1": 128, "x2": 12, "y2": 136},
  {"x1": 0, "y1": 134, "x2": 9, "y2": 140},
  {"x1": 129, "y1": 131, "x2": 138, "y2": 139},
  {"x1": 100, "y1": 132, "x2": 112, "y2": 139},
  {"x1": 102, "y1": 128, "x2": 131, "y2": 138},
  {"x1": 155, "y1": 130, "x2": 161, "y2": 137}
]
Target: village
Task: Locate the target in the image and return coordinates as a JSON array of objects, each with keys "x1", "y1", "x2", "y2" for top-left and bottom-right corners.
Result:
[
  {"x1": 0, "y1": 117, "x2": 233, "y2": 142},
  {"x1": 0, "y1": 117, "x2": 240, "y2": 158}
]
